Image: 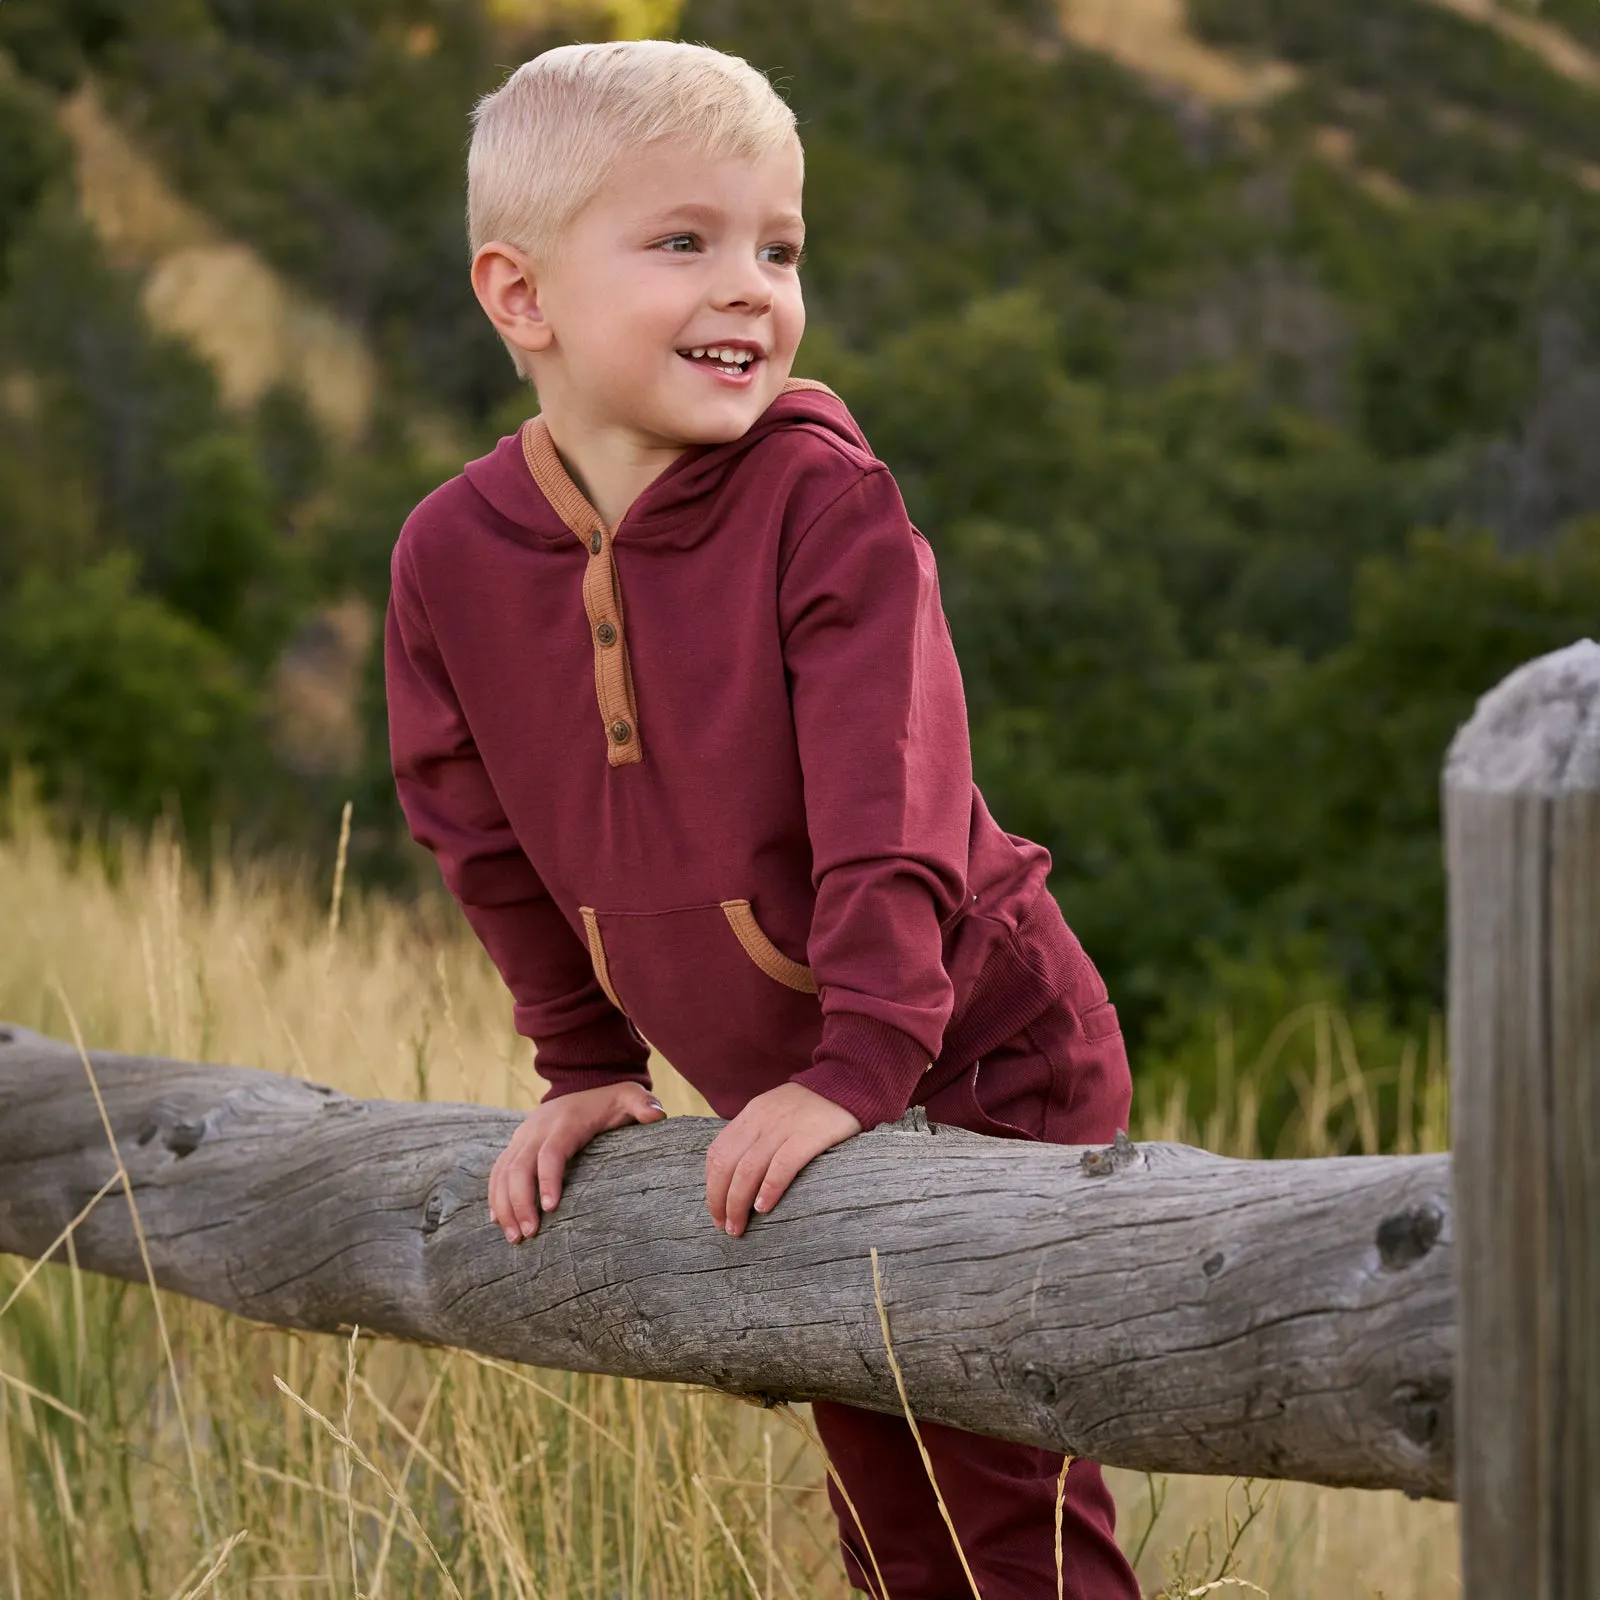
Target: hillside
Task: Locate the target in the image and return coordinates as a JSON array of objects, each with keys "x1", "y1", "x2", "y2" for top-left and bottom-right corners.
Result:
[{"x1": 2, "y1": 0, "x2": 1598, "y2": 1125}]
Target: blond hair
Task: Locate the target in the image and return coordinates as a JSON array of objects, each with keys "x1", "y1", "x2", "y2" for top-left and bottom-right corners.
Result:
[{"x1": 468, "y1": 41, "x2": 800, "y2": 379}]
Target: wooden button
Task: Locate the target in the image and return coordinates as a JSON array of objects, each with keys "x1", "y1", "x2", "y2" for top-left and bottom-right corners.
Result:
[
  {"x1": 610, "y1": 719, "x2": 633, "y2": 744},
  {"x1": 596, "y1": 621, "x2": 618, "y2": 647},
  {"x1": 589, "y1": 530, "x2": 603, "y2": 555}
]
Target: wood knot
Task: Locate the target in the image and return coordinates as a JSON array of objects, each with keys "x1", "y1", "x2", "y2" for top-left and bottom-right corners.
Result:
[
  {"x1": 164, "y1": 1121, "x2": 207, "y2": 1158},
  {"x1": 1376, "y1": 1204, "x2": 1442, "y2": 1270},
  {"x1": 422, "y1": 1189, "x2": 456, "y2": 1236},
  {"x1": 1019, "y1": 1366, "x2": 1060, "y2": 1406},
  {"x1": 1080, "y1": 1130, "x2": 1139, "y2": 1177},
  {"x1": 1391, "y1": 1379, "x2": 1451, "y2": 1451},
  {"x1": 1202, "y1": 1251, "x2": 1225, "y2": 1278},
  {"x1": 0, "y1": 1027, "x2": 14, "y2": 1045}
]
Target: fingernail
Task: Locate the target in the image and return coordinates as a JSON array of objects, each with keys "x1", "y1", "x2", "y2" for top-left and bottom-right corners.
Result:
[
  {"x1": 648, "y1": 1099, "x2": 663, "y2": 1111},
  {"x1": 541, "y1": 1194, "x2": 554, "y2": 1211},
  {"x1": 725, "y1": 1222, "x2": 738, "y2": 1237},
  {"x1": 520, "y1": 1220, "x2": 536, "y2": 1238},
  {"x1": 753, "y1": 1199, "x2": 768, "y2": 1213},
  {"x1": 503, "y1": 1227, "x2": 518, "y2": 1243}
]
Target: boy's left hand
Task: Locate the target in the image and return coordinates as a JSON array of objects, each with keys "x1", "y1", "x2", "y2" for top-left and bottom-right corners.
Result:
[{"x1": 705, "y1": 1081, "x2": 862, "y2": 1238}]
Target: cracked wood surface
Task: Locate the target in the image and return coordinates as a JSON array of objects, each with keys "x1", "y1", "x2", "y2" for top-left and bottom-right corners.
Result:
[
  {"x1": 0, "y1": 1024, "x2": 1454, "y2": 1498},
  {"x1": 1445, "y1": 639, "x2": 1600, "y2": 1595}
]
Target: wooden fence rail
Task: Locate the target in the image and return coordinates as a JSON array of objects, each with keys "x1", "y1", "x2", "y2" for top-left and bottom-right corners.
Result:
[
  {"x1": 0, "y1": 1025, "x2": 1451, "y2": 1497},
  {"x1": 2, "y1": 640, "x2": 1598, "y2": 1589}
]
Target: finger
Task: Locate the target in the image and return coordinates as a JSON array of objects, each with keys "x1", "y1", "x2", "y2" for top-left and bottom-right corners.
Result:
[
  {"x1": 504, "y1": 1138, "x2": 542, "y2": 1240},
  {"x1": 489, "y1": 1148, "x2": 516, "y2": 1240},
  {"x1": 704, "y1": 1120, "x2": 758, "y2": 1231},
  {"x1": 609, "y1": 1084, "x2": 666, "y2": 1130},
  {"x1": 753, "y1": 1139, "x2": 812, "y2": 1218},
  {"x1": 629, "y1": 1088, "x2": 667, "y2": 1123},
  {"x1": 722, "y1": 1139, "x2": 780, "y2": 1239},
  {"x1": 536, "y1": 1133, "x2": 576, "y2": 1217}
]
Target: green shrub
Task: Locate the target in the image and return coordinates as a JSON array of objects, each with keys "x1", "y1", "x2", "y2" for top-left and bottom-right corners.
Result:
[{"x1": 0, "y1": 556, "x2": 262, "y2": 831}]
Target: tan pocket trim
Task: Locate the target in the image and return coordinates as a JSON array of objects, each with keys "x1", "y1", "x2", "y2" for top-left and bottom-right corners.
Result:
[
  {"x1": 720, "y1": 900, "x2": 818, "y2": 994},
  {"x1": 579, "y1": 906, "x2": 626, "y2": 1014}
]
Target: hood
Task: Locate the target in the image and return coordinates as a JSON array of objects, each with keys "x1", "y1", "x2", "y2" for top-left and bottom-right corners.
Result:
[{"x1": 462, "y1": 380, "x2": 874, "y2": 544}]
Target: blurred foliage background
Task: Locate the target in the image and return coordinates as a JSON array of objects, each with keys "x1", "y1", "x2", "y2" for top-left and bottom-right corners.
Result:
[{"x1": 2, "y1": 0, "x2": 1598, "y2": 1140}]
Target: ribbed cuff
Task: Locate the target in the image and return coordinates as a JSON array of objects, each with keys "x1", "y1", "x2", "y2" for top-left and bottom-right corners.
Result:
[
  {"x1": 793, "y1": 1011, "x2": 932, "y2": 1131},
  {"x1": 536, "y1": 1064, "x2": 654, "y2": 1103},
  {"x1": 526, "y1": 1008, "x2": 651, "y2": 1101}
]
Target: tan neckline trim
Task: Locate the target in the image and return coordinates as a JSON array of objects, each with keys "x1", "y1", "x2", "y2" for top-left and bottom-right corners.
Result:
[
  {"x1": 521, "y1": 417, "x2": 642, "y2": 767},
  {"x1": 518, "y1": 385, "x2": 837, "y2": 769},
  {"x1": 520, "y1": 381, "x2": 837, "y2": 528},
  {"x1": 521, "y1": 414, "x2": 605, "y2": 538}
]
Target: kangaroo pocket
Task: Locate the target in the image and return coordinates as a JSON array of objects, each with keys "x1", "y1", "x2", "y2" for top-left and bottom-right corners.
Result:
[{"x1": 578, "y1": 899, "x2": 824, "y2": 1118}]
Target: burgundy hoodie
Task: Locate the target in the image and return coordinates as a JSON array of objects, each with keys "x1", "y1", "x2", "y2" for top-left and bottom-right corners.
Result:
[{"x1": 385, "y1": 382, "x2": 1095, "y2": 1129}]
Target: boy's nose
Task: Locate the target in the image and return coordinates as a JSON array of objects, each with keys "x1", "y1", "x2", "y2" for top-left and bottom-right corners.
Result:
[{"x1": 710, "y1": 257, "x2": 773, "y2": 314}]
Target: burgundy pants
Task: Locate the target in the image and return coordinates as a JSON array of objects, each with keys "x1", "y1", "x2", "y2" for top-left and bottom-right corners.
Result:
[{"x1": 812, "y1": 979, "x2": 1141, "y2": 1599}]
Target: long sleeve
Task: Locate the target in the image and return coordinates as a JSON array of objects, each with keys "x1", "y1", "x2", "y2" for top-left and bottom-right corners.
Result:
[
  {"x1": 385, "y1": 548, "x2": 651, "y2": 1099},
  {"x1": 779, "y1": 467, "x2": 972, "y2": 1129}
]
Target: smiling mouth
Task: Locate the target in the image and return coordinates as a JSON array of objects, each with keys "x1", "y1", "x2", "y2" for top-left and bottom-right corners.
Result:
[{"x1": 676, "y1": 344, "x2": 760, "y2": 377}]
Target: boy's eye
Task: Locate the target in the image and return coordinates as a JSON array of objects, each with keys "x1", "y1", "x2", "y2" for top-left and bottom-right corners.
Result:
[
  {"x1": 655, "y1": 233, "x2": 700, "y2": 254},
  {"x1": 760, "y1": 242, "x2": 806, "y2": 268}
]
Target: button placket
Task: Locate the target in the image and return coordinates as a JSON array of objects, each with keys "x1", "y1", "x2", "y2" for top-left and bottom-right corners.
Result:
[
  {"x1": 521, "y1": 418, "x2": 644, "y2": 767},
  {"x1": 580, "y1": 524, "x2": 642, "y2": 767}
]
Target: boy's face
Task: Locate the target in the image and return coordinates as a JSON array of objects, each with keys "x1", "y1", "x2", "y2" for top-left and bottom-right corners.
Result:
[{"x1": 502, "y1": 136, "x2": 807, "y2": 449}]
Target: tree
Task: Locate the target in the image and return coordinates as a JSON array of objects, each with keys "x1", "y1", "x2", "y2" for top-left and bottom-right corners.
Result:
[{"x1": 0, "y1": 556, "x2": 260, "y2": 830}]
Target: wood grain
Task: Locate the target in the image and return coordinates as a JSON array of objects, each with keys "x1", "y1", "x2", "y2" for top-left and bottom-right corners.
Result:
[
  {"x1": 0, "y1": 1025, "x2": 1453, "y2": 1496},
  {"x1": 1445, "y1": 638, "x2": 1600, "y2": 1598}
]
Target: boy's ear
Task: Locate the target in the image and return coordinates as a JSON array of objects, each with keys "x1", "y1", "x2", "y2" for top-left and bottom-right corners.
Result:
[{"x1": 471, "y1": 243, "x2": 555, "y2": 359}]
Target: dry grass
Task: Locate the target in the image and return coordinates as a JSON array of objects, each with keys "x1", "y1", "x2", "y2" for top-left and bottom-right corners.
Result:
[
  {"x1": 59, "y1": 83, "x2": 378, "y2": 447},
  {"x1": 1054, "y1": 0, "x2": 1600, "y2": 108},
  {"x1": 1056, "y1": 0, "x2": 1299, "y2": 107},
  {"x1": 0, "y1": 797, "x2": 1459, "y2": 1596},
  {"x1": 1422, "y1": 0, "x2": 1600, "y2": 89}
]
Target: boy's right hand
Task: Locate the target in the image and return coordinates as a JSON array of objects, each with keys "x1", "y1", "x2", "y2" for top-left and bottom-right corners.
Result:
[{"x1": 488, "y1": 1082, "x2": 664, "y2": 1243}]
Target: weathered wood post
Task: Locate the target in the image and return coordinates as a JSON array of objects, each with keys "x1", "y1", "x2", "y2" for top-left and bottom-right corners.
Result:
[{"x1": 1445, "y1": 639, "x2": 1600, "y2": 1598}]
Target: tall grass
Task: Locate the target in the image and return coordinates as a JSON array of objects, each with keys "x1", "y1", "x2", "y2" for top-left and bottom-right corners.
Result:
[{"x1": 0, "y1": 799, "x2": 1458, "y2": 1596}]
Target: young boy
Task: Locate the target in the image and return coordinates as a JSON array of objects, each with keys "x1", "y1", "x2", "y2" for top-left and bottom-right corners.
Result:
[{"x1": 385, "y1": 39, "x2": 1140, "y2": 1600}]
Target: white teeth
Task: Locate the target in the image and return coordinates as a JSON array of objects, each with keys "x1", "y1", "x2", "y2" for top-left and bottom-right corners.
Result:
[
  {"x1": 681, "y1": 345, "x2": 755, "y2": 366},
  {"x1": 680, "y1": 346, "x2": 753, "y2": 375}
]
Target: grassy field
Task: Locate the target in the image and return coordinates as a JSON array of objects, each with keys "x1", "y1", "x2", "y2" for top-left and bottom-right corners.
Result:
[{"x1": 0, "y1": 799, "x2": 1459, "y2": 1597}]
